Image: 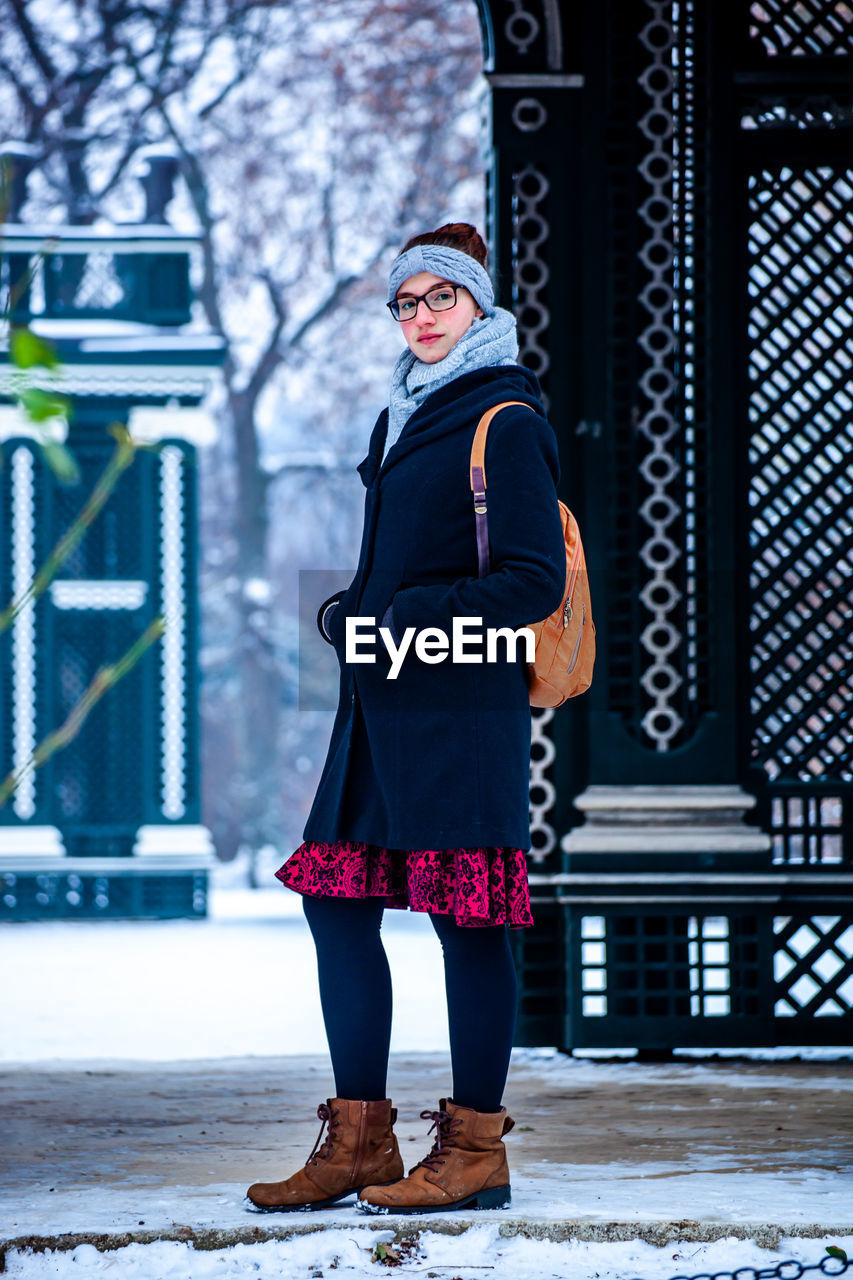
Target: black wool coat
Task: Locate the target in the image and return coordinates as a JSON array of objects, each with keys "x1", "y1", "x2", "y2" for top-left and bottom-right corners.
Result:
[{"x1": 303, "y1": 363, "x2": 566, "y2": 851}]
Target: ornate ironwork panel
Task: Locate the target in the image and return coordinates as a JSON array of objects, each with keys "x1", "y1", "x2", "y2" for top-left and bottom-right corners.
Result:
[
  {"x1": 604, "y1": 0, "x2": 714, "y2": 754},
  {"x1": 770, "y1": 791, "x2": 851, "y2": 865},
  {"x1": 575, "y1": 912, "x2": 769, "y2": 1021},
  {"x1": 156, "y1": 442, "x2": 200, "y2": 824},
  {"x1": 0, "y1": 867, "x2": 207, "y2": 920},
  {"x1": 0, "y1": 443, "x2": 51, "y2": 824},
  {"x1": 48, "y1": 433, "x2": 152, "y2": 848},
  {"x1": 510, "y1": 900, "x2": 566, "y2": 1045},
  {"x1": 0, "y1": 426, "x2": 200, "y2": 854},
  {"x1": 740, "y1": 93, "x2": 853, "y2": 131},
  {"x1": 528, "y1": 705, "x2": 556, "y2": 860},
  {"x1": 738, "y1": 0, "x2": 853, "y2": 888},
  {"x1": 3, "y1": 242, "x2": 191, "y2": 327},
  {"x1": 563, "y1": 903, "x2": 853, "y2": 1046},
  {"x1": 747, "y1": 0, "x2": 853, "y2": 57},
  {"x1": 774, "y1": 913, "x2": 853, "y2": 1016},
  {"x1": 52, "y1": 610, "x2": 147, "y2": 846},
  {"x1": 42, "y1": 251, "x2": 190, "y2": 325},
  {"x1": 511, "y1": 163, "x2": 553, "y2": 404},
  {"x1": 502, "y1": 0, "x2": 853, "y2": 1049},
  {"x1": 746, "y1": 164, "x2": 853, "y2": 794},
  {"x1": 476, "y1": 0, "x2": 574, "y2": 72}
]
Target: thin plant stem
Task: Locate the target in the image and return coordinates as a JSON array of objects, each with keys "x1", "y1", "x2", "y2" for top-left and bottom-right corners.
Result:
[
  {"x1": 2, "y1": 244, "x2": 59, "y2": 320},
  {"x1": 0, "y1": 615, "x2": 165, "y2": 809},
  {"x1": 0, "y1": 426, "x2": 137, "y2": 636}
]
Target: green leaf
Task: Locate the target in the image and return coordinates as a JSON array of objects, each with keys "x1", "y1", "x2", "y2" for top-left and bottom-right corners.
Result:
[
  {"x1": 371, "y1": 1242, "x2": 402, "y2": 1265},
  {"x1": 41, "y1": 441, "x2": 80, "y2": 485},
  {"x1": 827, "y1": 1247, "x2": 848, "y2": 1263},
  {"x1": 19, "y1": 387, "x2": 71, "y2": 423},
  {"x1": 11, "y1": 328, "x2": 60, "y2": 370}
]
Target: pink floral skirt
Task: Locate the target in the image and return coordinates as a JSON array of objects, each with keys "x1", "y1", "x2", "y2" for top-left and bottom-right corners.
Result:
[{"x1": 276, "y1": 840, "x2": 534, "y2": 929}]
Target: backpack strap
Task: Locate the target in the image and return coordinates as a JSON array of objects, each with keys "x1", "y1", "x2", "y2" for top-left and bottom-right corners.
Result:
[{"x1": 470, "y1": 400, "x2": 532, "y2": 577}]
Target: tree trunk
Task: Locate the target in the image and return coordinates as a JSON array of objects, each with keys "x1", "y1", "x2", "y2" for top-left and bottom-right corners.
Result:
[{"x1": 227, "y1": 384, "x2": 285, "y2": 858}]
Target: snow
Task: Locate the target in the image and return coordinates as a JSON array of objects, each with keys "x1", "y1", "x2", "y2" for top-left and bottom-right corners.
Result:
[
  {"x1": 4, "y1": 887, "x2": 852, "y2": 1066},
  {"x1": 0, "y1": 887, "x2": 452, "y2": 1062},
  {"x1": 4, "y1": 1230, "x2": 853, "y2": 1279},
  {"x1": 27, "y1": 319, "x2": 205, "y2": 338},
  {"x1": 0, "y1": 223, "x2": 197, "y2": 241},
  {"x1": 4, "y1": 1063, "x2": 850, "y2": 1241},
  {"x1": 78, "y1": 336, "x2": 226, "y2": 352},
  {"x1": 4, "y1": 1157, "x2": 852, "y2": 1268},
  {"x1": 3, "y1": 887, "x2": 852, "y2": 1277}
]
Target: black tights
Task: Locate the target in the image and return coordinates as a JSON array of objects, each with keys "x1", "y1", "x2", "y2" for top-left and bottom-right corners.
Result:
[{"x1": 302, "y1": 895, "x2": 518, "y2": 1113}]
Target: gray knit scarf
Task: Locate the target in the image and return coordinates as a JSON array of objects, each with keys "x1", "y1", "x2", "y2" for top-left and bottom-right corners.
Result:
[{"x1": 383, "y1": 306, "x2": 519, "y2": 461}]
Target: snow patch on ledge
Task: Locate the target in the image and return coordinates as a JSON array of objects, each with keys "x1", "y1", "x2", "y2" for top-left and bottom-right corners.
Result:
[{"x1": 3, "y1": 1228, "x2": 852, "y2": 1280}]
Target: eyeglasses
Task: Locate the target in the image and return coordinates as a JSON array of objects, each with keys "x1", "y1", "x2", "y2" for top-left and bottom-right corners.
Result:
[{"x1": 387, "y1": 283, "x2": 461, "y2": 322}]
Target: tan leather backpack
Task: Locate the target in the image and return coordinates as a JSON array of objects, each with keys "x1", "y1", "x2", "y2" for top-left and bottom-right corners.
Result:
[{"x1": 470, "y1": 401, "x2": 596, "y2": 707}]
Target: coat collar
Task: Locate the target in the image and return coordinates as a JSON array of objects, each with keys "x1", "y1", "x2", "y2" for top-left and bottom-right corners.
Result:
[
  {"x1": 356, "y1": 409, "x2": 387, "y2": 489},
  {"x1": 356, "y1": 366, "x2": 544, "y2": 489}
]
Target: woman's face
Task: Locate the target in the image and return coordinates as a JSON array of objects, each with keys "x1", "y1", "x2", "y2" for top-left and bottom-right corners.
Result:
[{"x1": 395, "y1": 271, "x2": 483, "y2": 364}]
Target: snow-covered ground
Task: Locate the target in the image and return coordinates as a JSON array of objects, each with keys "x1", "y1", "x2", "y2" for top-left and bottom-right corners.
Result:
[
  {"x1": 4, "y1": 884, "x2": 852, "y2": 1065},
  {"x1": 3, "y1": 885, "x2": 852, "y2": 1278},
  {"x1": 5, "y1": 1230, "x2": 853, "y2": 1279},
  {"x1": 0, "y1": 886, "x2": 451, "y2": 1062}
]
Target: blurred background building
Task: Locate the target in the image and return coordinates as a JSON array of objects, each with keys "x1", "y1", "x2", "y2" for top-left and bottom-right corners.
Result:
[{"x1": 0, "y1": 149, "x2": 223, "y2": 917}]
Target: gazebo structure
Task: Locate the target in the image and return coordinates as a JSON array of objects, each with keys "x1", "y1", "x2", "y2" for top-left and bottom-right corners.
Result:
[
  {"x1": 0, "y1": 149, "x2": 224, "y2": 919},
  {"x1": 473, "y1": 0, "x2": 853, "y2": 1049}
]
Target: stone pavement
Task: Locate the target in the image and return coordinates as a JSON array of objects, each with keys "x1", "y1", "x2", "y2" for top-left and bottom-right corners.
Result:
[{"x1": 1, "y1": 1051, "x2": 852, "y2": 1266}]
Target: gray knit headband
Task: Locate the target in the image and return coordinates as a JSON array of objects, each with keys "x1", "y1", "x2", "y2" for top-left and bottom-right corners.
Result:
[{"x1": 387, "y1": 244, "x2": 495, "y2": 317}]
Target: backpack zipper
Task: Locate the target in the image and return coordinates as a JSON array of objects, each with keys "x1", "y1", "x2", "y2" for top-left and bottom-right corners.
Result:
[
  {"x1": 566, "y1": 603, "x2": 586, "y2": 673},
  {"x1": 562, "y1": 552, "x2": 583, "y2": 627}
]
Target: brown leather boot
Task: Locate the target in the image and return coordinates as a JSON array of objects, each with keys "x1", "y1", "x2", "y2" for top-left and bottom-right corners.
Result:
[
  {"x1": 246, "y1": 1098, "x2": 404, "y2": 1212},
  {"x1": 356, "y1": 1098, "x2": 514, "y2": 1214}
]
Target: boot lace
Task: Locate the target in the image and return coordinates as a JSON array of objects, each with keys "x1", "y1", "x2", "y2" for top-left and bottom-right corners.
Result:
[
  {"x1": 305, "y1": 1101, "x2": 340, "y2": 1166},
  {"x1": 413, "y1": 1107, "x2": 461, "y2": 1173}
]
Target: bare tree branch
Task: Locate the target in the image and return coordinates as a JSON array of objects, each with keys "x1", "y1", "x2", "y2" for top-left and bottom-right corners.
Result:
[
  {"x1": 0, "y1": 53, "x2": 41, "y2": 125},
  {"x1": 7, "y1": 0, "x2": 59, "y2": 91}
]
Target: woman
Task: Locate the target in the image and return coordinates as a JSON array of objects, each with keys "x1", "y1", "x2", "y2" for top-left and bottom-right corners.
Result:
[{"x1": 246, "y1": 223, "x2": 565, "y2": 1215}]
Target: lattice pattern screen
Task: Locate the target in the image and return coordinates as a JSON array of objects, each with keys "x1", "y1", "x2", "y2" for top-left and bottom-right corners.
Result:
[
  {"x1": 774, "y1": 915, "x2": 853, "y2": 1017},
  {"x1": 573, "y1": 911, "x2": 852, "y2": 1028},
  {"x1": 510, "y1": 902, "x2": 565, "y2": 1038},
  {"x1": 749, "y1": 1, "x2": 853, "y2": 57},
  {"x1": 747, "y1": 166, "x2": 853, "y2": 785},
  {"x1": 740, "y1": 92, "x2": 853, "y2": 131},
  {"x1": 53, "y1": 611, "x2": 146, "y2": 839},
  {"x1": 771, "y1": 793, "x2": 851, "y2": 865},
  {"x1": 46, "y1": 442, "x2": 148, "y2": 841},
  {"x1": 576, "y1": 913, "x2": 762, "y2": 1019}
]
